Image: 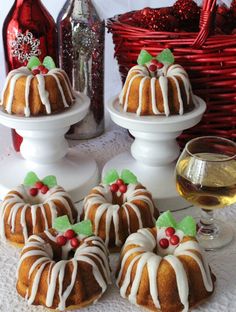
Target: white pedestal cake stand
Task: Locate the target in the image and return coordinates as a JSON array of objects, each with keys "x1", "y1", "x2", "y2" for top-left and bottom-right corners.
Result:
[
  {"x1": 103, "y1": 96, "x2": 206, "y2": 211},
  {"x1": 0, "y1": 93, "x2": 99, "y2": 202}
]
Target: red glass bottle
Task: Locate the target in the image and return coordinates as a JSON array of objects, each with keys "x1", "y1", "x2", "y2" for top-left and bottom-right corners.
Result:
[{"x1": 2, "y1": 0, "x2": 58, "y2": 151}]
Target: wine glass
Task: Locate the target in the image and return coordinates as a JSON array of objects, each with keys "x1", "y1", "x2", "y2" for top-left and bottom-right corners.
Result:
[{"x1": 175, "y1": 136, "x2": 236, "y2": 250}]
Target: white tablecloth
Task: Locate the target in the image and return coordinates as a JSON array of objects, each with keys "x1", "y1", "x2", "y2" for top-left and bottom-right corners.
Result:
[{"x1": 0, "y1": 123, "x2": 235, "y2": 312}]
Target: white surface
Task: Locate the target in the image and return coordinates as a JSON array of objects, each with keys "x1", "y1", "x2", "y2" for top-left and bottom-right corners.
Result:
[
  {"x1": 0, "y1": 94, "x2": 100, "y2": 202},
  {"x1": 103, "y1": 96, "x2": 206, "y2": 210}
]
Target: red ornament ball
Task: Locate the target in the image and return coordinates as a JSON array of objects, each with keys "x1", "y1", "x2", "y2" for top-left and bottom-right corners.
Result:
[
  {"x1": 64, "y1": 229, "x2": 76, "y2": 239},
  {"x1": 170, "y1": 235, "x2": 180, "y2": 246},
  {"x1": 159, "y1": 238, "x2": 169, "y2": 249},
  {"x1": 116, "y1": 179, "x2": 124, "y2": 186},
  {"x1": 41, "y1": 185, "x2": 49, "y2": 194},
  {"x1": 165, "y1": 227, "x2": 176, "y2": 237},
  {"x1": 35, "y1": 181, "x2": 44, "y2": 189},
  {"x1": 29, "y1": 188, "x2": 38, "y2": 197},
  {"x1": 110, "y1": 183, "x2": 119, "y2": 193},
  {"x1": 70, "y1": 237, "x2": 80, "y2": 248},
  {"x1": 57, "y1": 235, "x2": 67, "y2": 246},
  {"x1": 173, "y1": 0, "x2": 200, "y2": 21},
  {"x1": 119, "y1": 184, "x2": 128, "y2": 194}
]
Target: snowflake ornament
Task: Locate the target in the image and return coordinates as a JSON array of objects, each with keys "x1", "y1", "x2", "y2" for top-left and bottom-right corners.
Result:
[{"x1": 11, "y1": 31, "x2": 41, "y2": 63}]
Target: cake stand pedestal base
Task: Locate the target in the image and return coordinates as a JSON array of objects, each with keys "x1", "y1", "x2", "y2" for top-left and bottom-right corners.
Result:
[
  {"x1": 103, "y1": 96, "x2": 206, "y2": 212},
  {"x1": 0, "y1": 94, "x2": 99, "y2": 202}
]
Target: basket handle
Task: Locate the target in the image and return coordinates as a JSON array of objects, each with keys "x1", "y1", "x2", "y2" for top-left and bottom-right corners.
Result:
[{"x1": 193, "y1": 0, "x2": 217, "y2": 48}]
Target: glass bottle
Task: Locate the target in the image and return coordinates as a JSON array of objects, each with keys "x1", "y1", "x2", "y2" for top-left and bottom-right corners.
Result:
[
  {"x1": 57, "y1": 0, "x2": 105, "y2": 140},
  {"x1": 2, "y1": 0, "x2": 58, "y2": 151}
]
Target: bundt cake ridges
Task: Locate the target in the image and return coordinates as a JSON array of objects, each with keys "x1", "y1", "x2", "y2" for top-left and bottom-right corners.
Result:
[
  {"x1": 82, "y1": 183, "x2": 159, "y2": 250},
  {"x1": 16, "y1": 230, "x2": 111, "y2": 311},
  {"x1": 0, "y1": 186, "x2": 77, "y2": 245},
  {"x1": 117, "y1": 227, "x2": 214, "y2": 312},
  {"x1": 119, "y1": 64, "x2": 194, "y2": 116},
  {"x1": 0, "y1": 67, "x2": 75, "y2": 116}
]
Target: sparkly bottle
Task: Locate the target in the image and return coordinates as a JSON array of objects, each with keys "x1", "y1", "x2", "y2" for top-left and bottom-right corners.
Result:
[
  {"x1": 57, "y1": 0, "x2": 105, "y2": 139},
  {"x1": 2, "y1": 0, "x2": 58, "y2": 151}
]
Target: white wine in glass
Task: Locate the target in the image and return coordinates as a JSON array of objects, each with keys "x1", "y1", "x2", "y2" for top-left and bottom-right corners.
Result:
[{"x1": 176, "y1": 136, "x2": 236, "y2": 250}]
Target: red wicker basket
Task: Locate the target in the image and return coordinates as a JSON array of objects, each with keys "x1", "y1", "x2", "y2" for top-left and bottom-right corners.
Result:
[{"x1": 107, "y1": 0, "x2": 236, "y2": 144}]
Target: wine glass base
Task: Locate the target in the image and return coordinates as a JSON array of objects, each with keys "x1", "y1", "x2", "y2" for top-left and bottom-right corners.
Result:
[{"x1": 197, "y1": 219, "x2": 234, "y2": 250}]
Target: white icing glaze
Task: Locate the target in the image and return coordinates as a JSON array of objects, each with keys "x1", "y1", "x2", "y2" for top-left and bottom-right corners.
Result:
[
  {"x1": 0, "y1": 66, "x2": 74, "y2": 117},
  {"x1": 83, "y1": 184, "x2": 156, "y2": 248},
  {"x1": 0, "y1": 185, "x2": 76, "y2": 243},
  {"x1": 17, "y1": 232, "x2": 110, "y2": 311},
  {"x1": 117, "y1": 227, "x2": 214, "y2": 311},
  {"x1": 120, "y1": 64, "x2": 193, "y2": 116}
]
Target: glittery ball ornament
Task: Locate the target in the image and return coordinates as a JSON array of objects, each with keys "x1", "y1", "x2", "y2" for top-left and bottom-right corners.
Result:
[
  {"x1": 173, "y1": 0, "x2": 200, "y2": 22},
  {"x1": 230, "y1": 0, "x2": 236, "y2": 18},
  {"x1": 133, "y1": 7, "x2": 179, "y2": 32}
]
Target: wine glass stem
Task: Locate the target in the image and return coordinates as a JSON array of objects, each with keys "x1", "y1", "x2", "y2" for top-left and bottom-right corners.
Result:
[{"x1": 199, "y1": 209, "x2": 219, "y2": 238}]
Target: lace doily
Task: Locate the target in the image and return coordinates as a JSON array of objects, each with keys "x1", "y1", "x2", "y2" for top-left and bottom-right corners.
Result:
[{"x1": 0, "y1": 124, "x2": 236, "y2": 312}]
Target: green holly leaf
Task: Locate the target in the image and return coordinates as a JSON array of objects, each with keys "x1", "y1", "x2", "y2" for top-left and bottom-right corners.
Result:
[
  {"x1": 156, "y1": 210, "x2": 177, "y2": 228},
  {"x1": 24, "y1": 171, "x2": 40, "y2": 187},
  {"x1": 42, "y1": 175, "x2": 57, "y2": 188},
  {"x1": 177, "y1": 216, "x2": 196, "y2": 237},
  {"x1": 121, "y1": 169, "x2": 138, "y2": 184},
  {"x1": 103, "y1": 169, "x2": 119, "y2": 185},
  {"x1": 27, "y1": 56, "x2": 41, "y2": 70},
  {"x1": 137, "y1": 50, "x2": 153, "y2": 65},
  {"x1": 53, "y1": 215, "x2": 72, "y2": 232},
  {"x1": 157, "y1": 48, "x2": 175, "y2": 65},
  {"x1": 72, "y1": 220, "x2": 93, "y2": 236},
  {"x1": 43, "y1": 56, "x2": 56, "y2": 70}
]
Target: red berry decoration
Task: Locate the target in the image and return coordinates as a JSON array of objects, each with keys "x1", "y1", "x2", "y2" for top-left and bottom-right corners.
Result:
[
  {"x1": 119, "y1": 184, "x2": 127, "y2": 194},
  {"x1": 165, "y1": 227, "x2": 176, "y2": 237},
  {"x1": 57, "y1": 235, "x2": 67, "y2": 246},
  {"x1": 35, "y1": 181, "x2": 44, "y2": 189},
  {"x1": 29, "y1": 188, "x2": 38, "y2": 196},
  {"x1": 151, "y1": 59, "x2": 164, "y2": 69},
  {"x1": 70, "y1": 237, "x2": 80, "y2": 248},
  {"x1": 41, "y1": 185, "x2": 49, "y2": 194},
  {"x1": 41, "y1": 67, "x2": 49, "y2": 74},
  {"x1": 32, "y1": 69, "x2": 40, "y2": 75},
  {"x1": 159, "y1": 238, "x2": 169, "y2": 249},
  {"x1": 149, "y1": 64, "x2": 157, "y2": 72},
  {"x1": 170, "y1": 235, "x2": 180, "y2": 246},
  {"x1": 38, "y1": 65, "x2": 45, "y2": 71},
  {"x1": 116, "y1": 179, "x2": 124, "y2": 186},
  {"x1": 64, "y1": 229, "x2": 76, "y2": 239},
  {"x1": 110, "y1": 183, "x2": 119, "y2": 193}
]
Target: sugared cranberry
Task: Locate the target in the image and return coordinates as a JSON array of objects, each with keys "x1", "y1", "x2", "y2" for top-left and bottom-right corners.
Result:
[
  {"x1": 116, "y1": 179, "x2": 124, "y2": 186},
  {"x1": 170, "y1": 235, "x2": 180, "y2": 246},
  {"x1": 35, "y1": 181, "x2": 44, "y2": 189},
  {"x1": 57, "y1": 235, "x2": 67, "y2": 246},
  {"x1": 119, "y1": 184, "x2": 127, "y2": 193},
  {"x1": 151, "y1": 59, "x2": 163, "y2": 69},
  {"x1": 64, "y1": 229, "x2": 76, "y2": 239},
  {"x1": 110, "y1": 183, "x2": 119, "y2": 193},
  {"x1": 70, "y1": 237, "x2": 79, "y2": 248},
  {"x1": 41, "y1": 185, "x2": 49, "y2": 194},
  {"x1": 32, "y1": 69, "x2": 40, "y2": 75},
  {"x1": 149, "y1": 64, "x2": 157, "y2": 72},
  {"x1": 159, "y1": 238, "x2": 169, "y2": 249},
  {"x1": 165, "y1": 227, "x2": 176, "y2": 237},
  {"x1": 41, "y1": 67, "x2": 49, "y2": 74},
  {"x1": 29, "y1": 188, "x2": 38, "y2": 196}
]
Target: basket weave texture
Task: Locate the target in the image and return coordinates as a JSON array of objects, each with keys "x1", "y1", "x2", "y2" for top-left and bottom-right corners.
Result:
[{"x1": 107, "y1": 0, "x2": 236, "y2": 143}]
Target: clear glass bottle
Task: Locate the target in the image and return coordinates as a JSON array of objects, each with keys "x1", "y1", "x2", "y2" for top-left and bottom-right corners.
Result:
[
  {"x1": 3, "y1": 0, "x2": 58, "y2": 151},
  {"x1": 57, "y1": 0, "x2": 105, "y2": 139}
]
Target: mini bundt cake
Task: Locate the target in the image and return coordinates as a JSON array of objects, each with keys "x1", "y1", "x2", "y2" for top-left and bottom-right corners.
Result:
[
  {"x1": 119, "y1": 49, "x2": 195, "y2": 116},
  {"x1": 16, "y1": 217, "x2": 111, "y2": 310},
  {"x1": 0, "y1": 172, "x2": 77, "y2": 246},
  {"x1": 116, "y1": 211, "x2": 215, "y2": 312},
  {"x1": 0, "y1": 56, "x2": 75, "y2": 116},
  {"x1": 81, "y1": 169, "x2": 159, "y2": 251}
]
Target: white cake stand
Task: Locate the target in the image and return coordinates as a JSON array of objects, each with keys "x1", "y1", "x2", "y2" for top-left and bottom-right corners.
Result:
[
  {"x1": 0, "y1": 93, "x2": 99, "y2": 202},
  {"x1": 103, "y1": 96, "x2": 206, "y2": 211}
]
